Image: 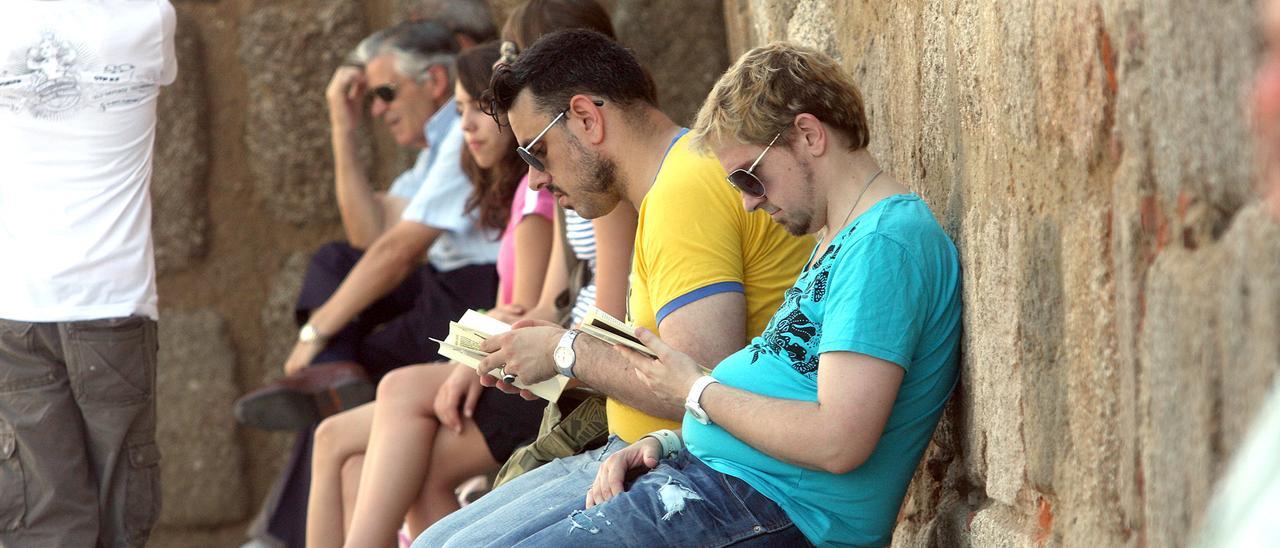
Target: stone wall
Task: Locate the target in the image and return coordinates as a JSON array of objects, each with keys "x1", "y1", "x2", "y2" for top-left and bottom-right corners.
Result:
[
  {"x1": 725, "y1": 0, "x2": 1279, "y2": 546},
  {"x1": 148, "y1": 0, "x2": 726, "y2": 545}
]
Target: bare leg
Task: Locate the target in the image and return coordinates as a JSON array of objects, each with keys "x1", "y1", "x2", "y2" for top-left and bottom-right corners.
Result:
[
  {"x1": 405, "y1": 423, "x2": 499, "y2": 535},
  {"x1": 306, "y1": 403, "x2": 375, "y2": 548},
  {"x1": 340, "y1": 454, "x2": 364, "y2": 534},
  {"x1": 343, "y1": 364, "x2": 455, "y2": 548}
]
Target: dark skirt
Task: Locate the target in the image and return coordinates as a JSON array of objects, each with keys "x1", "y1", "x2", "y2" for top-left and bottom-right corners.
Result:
[{"x1": 472, "y1": 387, "x2": 547, "y2": 462}]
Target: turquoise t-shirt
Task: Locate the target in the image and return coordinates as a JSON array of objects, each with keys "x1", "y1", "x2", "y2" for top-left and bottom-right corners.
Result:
[{"x1": 684, "y1": 194, "x2": 962, "y2": 547}]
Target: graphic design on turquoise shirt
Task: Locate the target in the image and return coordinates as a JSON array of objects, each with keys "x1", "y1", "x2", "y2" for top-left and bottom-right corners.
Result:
[{"x1": 684, "y1": 194, "x2": 962, "y2": 547}]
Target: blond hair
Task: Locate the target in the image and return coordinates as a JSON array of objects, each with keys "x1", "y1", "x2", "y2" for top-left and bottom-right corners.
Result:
[{"x1": 691, "y1": 42, "x2": 869, "y2": 152}]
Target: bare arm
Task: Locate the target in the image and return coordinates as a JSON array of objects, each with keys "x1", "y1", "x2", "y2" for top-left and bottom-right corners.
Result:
[
  {"x1": 517, "y1": 211, "x2": 572, "y2": 323},
  {"x1": 308, "y1": 220, "x2": 440, "y2": 334},
  {"x1": 697, "y1": 352, "x2": 901, "y2": 473},
  {"x1": 630, "y1": 331, "x2": 904, "y2": 474},
  {"x1": 281, "y1": 220, "x2": 440, "y2": 374},
  {"x1": 328, "y1": 66, "x2": 404, "y2": 247},
  {"x1": 478, "y1": 291, "x2": 748, "y2": 420},
  {"x1": 588, "y1": 202, "x2": 637, "y2": 318},
  {"x1": 507, "y1": 215, "x2": 554, "y2": 310}
]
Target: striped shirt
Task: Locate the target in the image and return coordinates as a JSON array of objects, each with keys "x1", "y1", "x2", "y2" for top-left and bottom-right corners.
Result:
[{"x1": 564, "y1": 209, "x2": 597, "y2": 324}]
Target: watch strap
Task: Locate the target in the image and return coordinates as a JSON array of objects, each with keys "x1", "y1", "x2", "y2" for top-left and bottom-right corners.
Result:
[
  {"x1": 685, "y1": 375, "x2": 720, "y2": 421},
  {"x1": 642, "y1": 429, "x2": 683, "y2": 460},
  {"x1": 554, "y1": 329, "x2": 581, "y2": 378}
]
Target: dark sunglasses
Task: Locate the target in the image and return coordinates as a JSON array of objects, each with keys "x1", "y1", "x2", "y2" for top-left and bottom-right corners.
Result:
[
  {"x1": 725, "y1": 132, "x2": 782, "y2": 198},
  {"x1": 368, "y1": 84, "x2": 397, "y2": 104},
  {"x1": 517, "y1": 99, "x2": 605, "y2": 172}
]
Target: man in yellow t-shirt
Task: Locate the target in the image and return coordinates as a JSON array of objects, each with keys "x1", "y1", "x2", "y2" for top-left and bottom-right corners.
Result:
[{"x1": 416, "y1": 29, "x2": 811, "y2": 547}]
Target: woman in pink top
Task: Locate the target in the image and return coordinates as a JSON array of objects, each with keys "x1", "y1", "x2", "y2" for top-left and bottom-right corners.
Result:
[{"x1": 305, "y1": 43, "x2": 555, "y2": 548}]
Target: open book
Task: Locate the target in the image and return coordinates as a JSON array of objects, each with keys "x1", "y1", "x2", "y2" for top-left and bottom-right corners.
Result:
[
  {"x1": 577, "y1": 307, "x2": 658, "y2": 359},
  {"x1": 432, "y1": 310, "x2": 569, "y2": 402}
]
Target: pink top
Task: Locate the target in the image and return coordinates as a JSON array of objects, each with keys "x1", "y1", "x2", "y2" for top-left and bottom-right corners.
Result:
[{"x1": 497, "y1": 176, "x2": 555, "y2": 305}]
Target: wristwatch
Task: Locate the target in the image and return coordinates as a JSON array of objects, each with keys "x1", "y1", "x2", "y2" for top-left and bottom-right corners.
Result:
[
  {"x1": 552, "y1": 329, "x2": 581, "y2": 378},
  {"x1": 685, "y1": 375, "x2": 721, "y2": 425},
  {"x1": 298, "y1": 323, "x2": 326, "y2": 344}
]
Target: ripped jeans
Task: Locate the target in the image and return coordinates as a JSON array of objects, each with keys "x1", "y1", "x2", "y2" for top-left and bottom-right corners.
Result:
[{"x1": 416, "y1": 438, "x2": 811, "y2": 547}]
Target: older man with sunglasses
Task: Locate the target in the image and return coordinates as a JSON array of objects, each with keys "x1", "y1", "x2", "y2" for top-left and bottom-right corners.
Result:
[{"x1": 235, "y1": 15, "x2": 504, "y2": 548}]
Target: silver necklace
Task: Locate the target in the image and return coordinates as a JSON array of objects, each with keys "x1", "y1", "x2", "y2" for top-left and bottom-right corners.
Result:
[{"x1": 822, "y1": 167, "x2": 883, "y2": 242}]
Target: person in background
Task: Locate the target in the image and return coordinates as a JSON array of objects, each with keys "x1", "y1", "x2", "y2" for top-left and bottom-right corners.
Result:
[
  {"x1": 241, "y1": 13, "x2": 499, "y2": 548},
  {"x1": 304, "y1": 42, "x2": 553, "y2": 548},
  {"x1": 0, "y1": 1, "x2": 176, "y2": 546}
]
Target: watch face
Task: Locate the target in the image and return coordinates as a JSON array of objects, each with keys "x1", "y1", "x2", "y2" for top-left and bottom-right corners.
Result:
[
  {"x1": 685, "y1": 402, "x2": 710, "y2": 425},
  {"x1": 553, "y1": 346, "x2": 572, "y2": 367}
]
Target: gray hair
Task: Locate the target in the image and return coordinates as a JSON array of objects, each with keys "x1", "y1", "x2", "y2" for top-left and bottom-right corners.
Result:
[
  {"x1": 403, "y1": 0, "x2": 497, "y2": 44},
  {"x1": 372, "y1": 20, "x2": 459, "y2": 85},
  {"x1": 345, "y1": 27, "x2": 394, "y2": 67}
]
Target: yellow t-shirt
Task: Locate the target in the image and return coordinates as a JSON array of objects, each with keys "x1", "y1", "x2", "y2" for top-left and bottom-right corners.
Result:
[{"x1": 608, "y1": 131, "x2": 813, "y2": 443}]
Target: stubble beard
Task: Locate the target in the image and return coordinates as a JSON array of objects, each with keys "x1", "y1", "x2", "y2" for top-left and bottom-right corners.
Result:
[{"x1": 568, "y1": 136, "x2": 622, "y2": 219}]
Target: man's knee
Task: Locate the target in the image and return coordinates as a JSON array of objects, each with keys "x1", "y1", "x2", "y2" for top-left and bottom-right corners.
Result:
[{"x1": 309, "y1": 241, "x2": 364, "y2": 271}]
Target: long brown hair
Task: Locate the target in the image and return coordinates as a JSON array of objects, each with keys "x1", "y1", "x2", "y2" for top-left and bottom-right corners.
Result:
[
  {"x1": 496, "y1": 0, "x2": 656, "y2": 110},
  {"x1": 502, "y1": 0, "x2": 616, "y2": 49},
  {"x1": 458, "y1": 41, "x2": 525, "y2": 233}
]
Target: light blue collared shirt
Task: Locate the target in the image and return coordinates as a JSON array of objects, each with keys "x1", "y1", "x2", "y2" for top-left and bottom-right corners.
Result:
[{"x1": 401, "y1": 98, "x2": 500, "y2": 271}]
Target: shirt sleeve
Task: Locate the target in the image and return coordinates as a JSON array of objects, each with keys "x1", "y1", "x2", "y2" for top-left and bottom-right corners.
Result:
[
  {"x1": 817, "y1": 233, "x2": 926, "y2": 369},
  {"x1": 640, "y1": 171, "x2": 746, "y2": 326},
  {"x1": 387, "y1": 150, "x2": 430, "y2": 199},
  {"x1": 158, "y1": 0, "x2": 177, "y2": 85},
  {"x1": 401, "y1": 121, "x2": 475, "y2": 232}
]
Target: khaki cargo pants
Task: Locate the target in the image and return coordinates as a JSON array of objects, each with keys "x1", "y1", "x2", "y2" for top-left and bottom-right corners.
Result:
[{"x1": 0, "y1": 316, "x2": 161, "y2": 548}]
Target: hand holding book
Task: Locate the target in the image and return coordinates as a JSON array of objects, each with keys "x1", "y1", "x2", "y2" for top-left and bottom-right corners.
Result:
[
  {"x1": 576, "y1": 307, "x2": 659, "y2": 359},
  {"x1": 434, "y1": 310, "x2": 569, "y2": 402}
]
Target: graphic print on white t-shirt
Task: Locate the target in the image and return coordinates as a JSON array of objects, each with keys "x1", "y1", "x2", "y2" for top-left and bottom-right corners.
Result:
[
  {"x1": 0, "y1": 30, "x2": 158, "y2": 119},
  {"x1": 0, "y1": 1, "x2": 177, "y2": 323}
]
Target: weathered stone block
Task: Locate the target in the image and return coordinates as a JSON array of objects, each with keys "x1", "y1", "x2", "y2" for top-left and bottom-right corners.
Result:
[
  {"x1": 613, "y1": 0, "x2": 729, "y2": 127},
  {"x1": 239, "y1": 1, "x2": 366, "y2": 225},
  {"x1": 259, "y1": 251, "x2": 311, "y2": 386},
  {"x1": 156, "y1": 309, "x2": 245, "y2": 527},
  {"x1": 1215, "y1": 204, "x2": 1280, "y2": 452},
  {"x1": 966, "y1": 504, "x2": 1037, "y2": 548},
  {"x1": 1138, "y1": 246, "x2": 1222, "y2": 546},
  {"x1": 1140, "y1": 0, "x2": 1256, "y2": 213},
  {"x1": 785, "y1": 0, "x2": 837, "y2": 58},
  {"x1": 153, "y1": 12, "x2": 209, "y2": 274},
  {"x1": 960, "y1": 209, "x2": 1029, "y2": 506}
]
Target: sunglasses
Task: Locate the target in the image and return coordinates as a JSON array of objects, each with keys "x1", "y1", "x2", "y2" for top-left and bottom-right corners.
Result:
[
  {"x1": 725, "y1": 132, "x2": 783, "y2": 198},
  {"x1": 368, "y1": 84, "x2": 396, "y2": 104},
  {"x1": 517, "y1": 99, "x2": 605, "y2": 172}
]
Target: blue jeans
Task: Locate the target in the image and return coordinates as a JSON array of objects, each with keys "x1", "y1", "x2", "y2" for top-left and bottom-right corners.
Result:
[
  {"x1": 416, "y1": 436, "x2": 629, "y2": 547},
  {"x1": 416, "y1": 442, "x2": 811, "y2": 547}
]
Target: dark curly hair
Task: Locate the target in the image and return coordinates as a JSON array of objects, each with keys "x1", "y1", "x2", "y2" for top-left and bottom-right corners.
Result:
[{"x1": 458, "y1": 41, "x2": 524, "y2": 234}]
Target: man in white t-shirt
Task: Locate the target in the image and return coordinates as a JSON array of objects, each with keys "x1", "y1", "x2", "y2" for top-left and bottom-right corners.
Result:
[{"x1": 0, "y1": 1, "x2": 176, "y2": 546}]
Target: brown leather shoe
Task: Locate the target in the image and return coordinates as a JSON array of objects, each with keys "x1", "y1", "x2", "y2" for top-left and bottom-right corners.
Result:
[{"x1": 234, "y1": 361, "x2": 375, "y2": 431}]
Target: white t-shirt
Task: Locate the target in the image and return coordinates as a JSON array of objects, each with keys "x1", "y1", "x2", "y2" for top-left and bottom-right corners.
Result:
[{"x1": 0, "y1": 1, "x2": 177, "y2": 322}]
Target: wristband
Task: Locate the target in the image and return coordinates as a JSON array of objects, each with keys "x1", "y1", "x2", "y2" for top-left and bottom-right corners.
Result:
[{"x1": 642, "y1": 429, "x2": 682, "y2": 460}]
